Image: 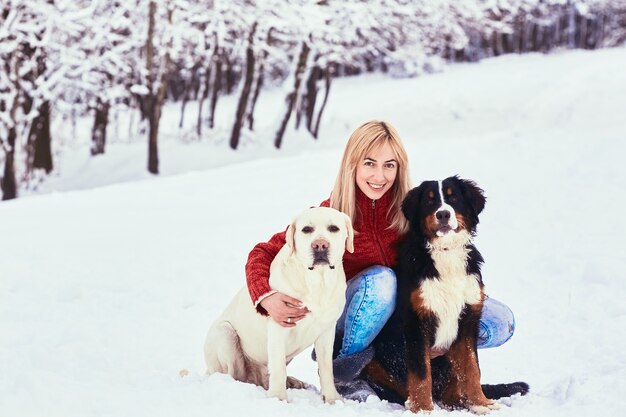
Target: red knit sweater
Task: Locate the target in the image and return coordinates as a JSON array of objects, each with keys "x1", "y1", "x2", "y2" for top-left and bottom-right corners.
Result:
[{"x1": 245, "y1": 189, "x2": 401, "y2": 315}]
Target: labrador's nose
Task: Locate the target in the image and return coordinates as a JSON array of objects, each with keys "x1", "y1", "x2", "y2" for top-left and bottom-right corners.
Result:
[{"x1": 311, "y1": 238, "x2": 329, "y2": 251}]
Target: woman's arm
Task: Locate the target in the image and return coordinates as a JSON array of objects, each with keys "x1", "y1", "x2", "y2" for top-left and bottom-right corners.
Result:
[
  {"x1": 245, "y1": 230, "x2": 310, "y2": 326},
  {"x1": 245, "y1": 229, "x2": 287, "y2": 313}
]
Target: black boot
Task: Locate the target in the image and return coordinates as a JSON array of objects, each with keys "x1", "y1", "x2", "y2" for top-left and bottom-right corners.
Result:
[
  {"x1": 332, "y1": 345, "x2": 375, "y2": 383},
  {"x1": 335, "y1": 379, "x2": 378, "y2": 402}
]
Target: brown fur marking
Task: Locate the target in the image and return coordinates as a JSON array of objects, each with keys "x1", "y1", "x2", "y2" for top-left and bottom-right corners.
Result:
[
  {"x1": 455, "y1": 213, "x2": 467, "y2": 231},
  {"x1": 423, "y1": 214, "x2": 439, "y2": 239},
  {"x1": 363, "y1": 360, "x2": 407, "y2": 398},
  {"x1": 409, "y1": 288, "x2": 431, "y2": 317},
  {"x1": 407, "y1": 359, "x2": 433, "y2": 412}
]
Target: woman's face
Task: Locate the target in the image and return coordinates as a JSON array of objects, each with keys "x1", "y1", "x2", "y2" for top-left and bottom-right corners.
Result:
[{"x1": 355, "y1": 142, "x2": 398, "y2": 200}]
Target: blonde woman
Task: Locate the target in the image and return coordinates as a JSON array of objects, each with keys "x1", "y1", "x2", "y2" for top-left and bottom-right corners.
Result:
[{"x1": 245, "y1": 121, "x2": 515, "y2": 399}]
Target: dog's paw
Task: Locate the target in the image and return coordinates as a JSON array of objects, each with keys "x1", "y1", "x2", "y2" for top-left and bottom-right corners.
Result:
[
  {"x1": 469, "y1": 401, "x2": 500, "y2": 415},
  {"x1": 266, "y1": 388, "x2": 288, "y2": 402},
  {"x1": 322, "y1": 389, "x2": 341, "y2": 404},
  {"x1": 405, "y1": 399, "x2": 434, "y2": 413}
]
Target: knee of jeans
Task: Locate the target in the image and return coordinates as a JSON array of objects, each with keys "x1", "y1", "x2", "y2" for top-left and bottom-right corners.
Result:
[
  {"x1": 479, "y1": 302, "x2": 515, "y2": 349},
  {"x1": 366, "y1": 266, "x2": 397, "y2": 308}
]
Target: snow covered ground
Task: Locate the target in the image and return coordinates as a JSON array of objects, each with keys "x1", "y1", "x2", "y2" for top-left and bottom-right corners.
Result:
[{"x1": 1, "y1": 47, "x2": 625, "y2": 417}]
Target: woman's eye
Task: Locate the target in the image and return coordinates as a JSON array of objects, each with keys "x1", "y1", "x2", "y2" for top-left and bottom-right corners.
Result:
[
  {"x1": 384, "y1": 163, "x2": 396, "y2": 169},
  {"x1": 364, "y1": 161, "x2": 375, "y2": 167},
  {"x1": 302, "y1": 226, "x2": 314, "y2": 234}
]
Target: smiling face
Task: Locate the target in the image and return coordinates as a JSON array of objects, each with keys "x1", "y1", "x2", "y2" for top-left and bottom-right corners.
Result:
[{"x1": 355, "y1": 142, "x2": 398, "y2": 200}]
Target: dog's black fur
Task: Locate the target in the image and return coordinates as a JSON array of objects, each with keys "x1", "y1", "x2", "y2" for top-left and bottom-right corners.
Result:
[{"x1": 361, "y1": 176, "x2": 528, "y2": 411}]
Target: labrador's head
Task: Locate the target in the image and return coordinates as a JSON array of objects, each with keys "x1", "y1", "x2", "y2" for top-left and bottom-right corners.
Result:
[{"x1": 285, "y1": 207, "x2": 354, "y2": 270}]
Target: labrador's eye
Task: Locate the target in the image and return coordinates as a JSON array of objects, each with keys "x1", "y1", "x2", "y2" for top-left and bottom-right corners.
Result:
[
  {"x1": 302, "y1": 226, "x2": 314, "y2": 234},
  {"x1": 328, "y1": 225, "x2": 339, "y2": 233}
]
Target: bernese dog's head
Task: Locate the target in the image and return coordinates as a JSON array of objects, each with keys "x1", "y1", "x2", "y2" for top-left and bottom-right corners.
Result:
[{"x1": 402, "y1": 176, "x2": 486, "y2": 244}]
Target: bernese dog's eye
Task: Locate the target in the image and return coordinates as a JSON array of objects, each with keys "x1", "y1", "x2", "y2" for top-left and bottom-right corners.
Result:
[
  {"x1": 327, "y1": 225, "x2": 339, "y2": 233},
  {"x1": 302, "y1": 226, "x2": 314, "y2": 234},
  {"x1": 426, "y1": 190, "x2": 436, "y2": 204},
  {"x1": 449, "y1": 196, "x2": 458, "y2": 203}
]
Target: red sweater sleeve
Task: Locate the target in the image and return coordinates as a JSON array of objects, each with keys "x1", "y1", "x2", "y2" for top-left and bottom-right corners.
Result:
[{"x1": 245, "y1": 228, "x2": 287, "y2": 315}]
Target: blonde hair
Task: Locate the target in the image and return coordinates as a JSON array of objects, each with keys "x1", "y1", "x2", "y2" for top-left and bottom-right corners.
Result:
[{"x1": 330, "y1": 120, "x2": 411, "y2": 235}]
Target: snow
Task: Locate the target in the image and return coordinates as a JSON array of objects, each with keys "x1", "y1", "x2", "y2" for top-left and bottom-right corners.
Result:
[{"x1": 2, "y1": 47, "x2": 626, "y2": 417}]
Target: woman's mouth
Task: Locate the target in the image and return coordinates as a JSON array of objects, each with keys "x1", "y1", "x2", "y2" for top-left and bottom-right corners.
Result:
[{"x1": 368, "y1": 182, "x2": 385, "y2": 190}]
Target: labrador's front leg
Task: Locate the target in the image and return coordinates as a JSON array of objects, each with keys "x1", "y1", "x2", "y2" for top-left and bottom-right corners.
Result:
[
  {"x1": 314, "y1": 326, "x2": 341, "y2": 403},
  {"x1": 266, "y1": 320, "x2": 290, "y2": 400}
]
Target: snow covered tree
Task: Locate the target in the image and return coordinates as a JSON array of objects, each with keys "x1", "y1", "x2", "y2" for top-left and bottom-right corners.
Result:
[
  {"x1": 127, "y1": 0, "x2": 179, "y2": 174},
  {"x1": 0, "y1": 0, "x2": 57, "y2": 200},
  {"x1": 52, "y1": 1, "x2": 141, "y2": 157}
]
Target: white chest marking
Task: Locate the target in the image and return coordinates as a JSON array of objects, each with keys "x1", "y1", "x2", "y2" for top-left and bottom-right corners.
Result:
[{"x1": 421, "y1": 240, "x2": 482, "y2": 349}]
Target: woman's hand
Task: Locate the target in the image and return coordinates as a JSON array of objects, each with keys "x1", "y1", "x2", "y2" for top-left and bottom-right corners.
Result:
[{"x1": 260, "y1": 292, "x2": 310, "y2": 327}]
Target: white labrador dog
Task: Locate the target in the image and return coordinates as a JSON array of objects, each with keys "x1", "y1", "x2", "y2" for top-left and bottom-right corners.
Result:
[{"x1": 204, "y1": 207, "x2": 354, "y2": 403}]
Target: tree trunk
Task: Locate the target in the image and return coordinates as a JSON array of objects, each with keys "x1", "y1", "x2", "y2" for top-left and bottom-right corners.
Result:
[
  {"x1": 1, "y1": 127, "x2": 17, "y2": 200},
  {"x1": 145, "y1": 1, "x2": 172, "y2": 174},
  {"x1": 25, "y1": 100, "x2": 53, "y2": 173},
  {"x1": 208, "y1": 51, "x2": 222, "y2": 130},
  {"x1": 179, "y1": 88, "x2": 188, "y2": 129},
  {"x1": 147, "y1": 96, "x2": 159, "y2": 174},
  {"x1": 224, "y1": 56, "x2": 236, "y2": 94},
  {"x1": 568, "y1": 3, "x2": 576, "y2": 48},
  {"x1": 91, "y1": 98, "x2": 109, "y2": 156},
  {"x1": 580, "y1": 16, "x2": 588, "y2": 48},
  {"x1": 229, "y1": 23, "x2": 257, "y2": 150},
  {"x1": 197, "y1": 65, "x2": 210, "y2": 137},
  {"x1": 303, "y1": 65, "x2": 321, "y2": 134},
  {"x1": 247, "y1": 61, "x2": 264, "y2": 131},
  {"x1": 274, "y1": 41, "x2": 311, "y2": 149},
  {"x1": 148, "y1": 63, "x2": 171, "y2": 175},
  {"x1": 312, "y1": 66, "x2": 332, "y2": 139}
]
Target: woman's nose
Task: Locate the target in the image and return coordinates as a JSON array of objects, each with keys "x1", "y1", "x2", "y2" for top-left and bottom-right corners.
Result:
[{"x1": 371, "y1": 166, "x2": 384, "y2": 180}]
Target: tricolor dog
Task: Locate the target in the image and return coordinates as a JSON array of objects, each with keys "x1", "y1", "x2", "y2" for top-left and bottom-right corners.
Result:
[
  {"x1": 363, "y1": 176, "x2": 503, "y2": 413},
  {"x1": 204, "y1": 207, "x2": 354, "y2": 403}
]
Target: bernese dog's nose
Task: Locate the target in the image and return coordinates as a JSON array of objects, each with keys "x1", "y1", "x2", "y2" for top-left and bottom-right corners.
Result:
[
  {"x1": 436, "y1": 210, "x2": 451, "y2": 224},
  {"x1": 312, "y1": 239, "x2": 329, "y2": 251}
]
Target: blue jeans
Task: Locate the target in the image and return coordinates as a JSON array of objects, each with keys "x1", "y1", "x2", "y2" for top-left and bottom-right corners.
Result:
[{"x1": 335, "y1": 265, "x2": 515, "y2": 358}]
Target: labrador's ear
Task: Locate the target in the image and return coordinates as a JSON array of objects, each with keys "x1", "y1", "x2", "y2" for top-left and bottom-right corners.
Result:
[
  {"x1": 343, "y1": 213, "x2": 355, "y2": 254},
  {"x1": 285, "y1": 221, "x2": 297, "y2": 257}
]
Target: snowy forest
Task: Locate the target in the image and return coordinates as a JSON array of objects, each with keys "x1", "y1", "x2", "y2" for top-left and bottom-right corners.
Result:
[{"x1": 1, "y1": 0, "x2": 625, "y2": 201}]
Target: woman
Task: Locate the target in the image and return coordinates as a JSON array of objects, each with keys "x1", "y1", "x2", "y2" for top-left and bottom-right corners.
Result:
[{"x1": 245, "y1": 120, "x2": 515, "y2": 399}]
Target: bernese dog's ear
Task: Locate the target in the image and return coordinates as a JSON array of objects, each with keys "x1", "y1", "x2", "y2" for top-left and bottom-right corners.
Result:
[
  {"x1": 459, "y1": 179, "x2": 486, "y2": 216},
  {"x1": 401, "y1": 183, "x2": 425, "y2": 221}
]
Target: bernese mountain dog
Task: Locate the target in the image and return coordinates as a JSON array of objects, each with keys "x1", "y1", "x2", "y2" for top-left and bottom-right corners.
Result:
[{"x1": 362, "y1": 176, "x2": 528, "y2": 413}]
